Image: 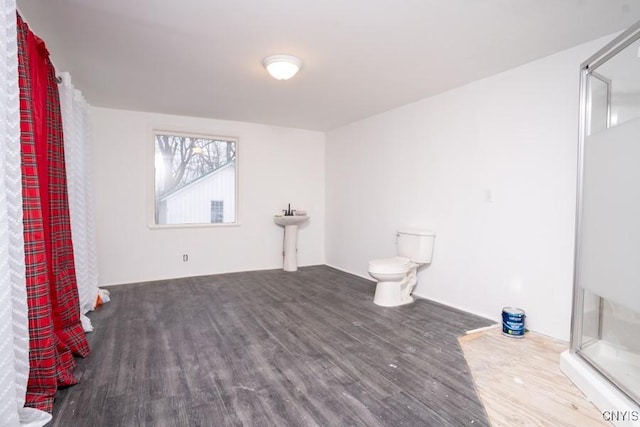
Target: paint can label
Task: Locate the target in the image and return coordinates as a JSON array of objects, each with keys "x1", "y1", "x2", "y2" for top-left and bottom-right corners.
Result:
[{"x1": 502, "y1": 307, "x2": 525, "y2": 338}]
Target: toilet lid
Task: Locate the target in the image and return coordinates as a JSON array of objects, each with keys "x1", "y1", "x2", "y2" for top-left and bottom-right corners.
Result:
[{"x1": 368, "y1": 256, "x2": 411, "y2": 274}]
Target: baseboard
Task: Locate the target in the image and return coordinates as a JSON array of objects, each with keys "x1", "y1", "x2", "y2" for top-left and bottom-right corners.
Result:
[
  {"x1": 412, "y1": 291, "x2": 497, "y2": 324},
  {"x1": 324, "y1": 263, "x2": 375, "y2": 282}
]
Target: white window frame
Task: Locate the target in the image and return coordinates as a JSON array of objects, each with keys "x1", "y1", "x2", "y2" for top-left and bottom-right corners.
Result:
[{"x1": 148, "y1": 128, "x2": 239, "y2": 229}]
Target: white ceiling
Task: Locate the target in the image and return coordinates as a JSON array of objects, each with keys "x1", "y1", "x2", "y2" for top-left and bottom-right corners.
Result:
[{"x1": 16, "y1": 0, "x2": 640, "y2": 131}]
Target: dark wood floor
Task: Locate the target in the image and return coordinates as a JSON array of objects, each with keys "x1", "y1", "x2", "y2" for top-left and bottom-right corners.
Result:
[{"x1": 49, "y1": 265, "x2": 493, "y2": 426}]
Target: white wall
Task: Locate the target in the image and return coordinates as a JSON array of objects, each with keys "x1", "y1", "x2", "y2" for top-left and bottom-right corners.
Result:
[
  {"x1": 91, "y1": 107, "x2": 325, "y2": 285},
  {"x1": 325, "y1": 35, "x2": 615, "y2": 341}
]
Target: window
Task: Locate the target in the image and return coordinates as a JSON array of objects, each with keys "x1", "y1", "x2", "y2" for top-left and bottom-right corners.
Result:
[
  {"x1": 210, "y1": 200, "x2": 224, "y2": 223},
  {"x1": 153, "y1": 131, "x2": 237, "y2": 226}
]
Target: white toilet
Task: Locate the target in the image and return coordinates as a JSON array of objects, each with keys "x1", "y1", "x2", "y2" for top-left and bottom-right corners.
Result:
[{"x1": 368, "y1": 228, "x2": 435, "y2": 307}]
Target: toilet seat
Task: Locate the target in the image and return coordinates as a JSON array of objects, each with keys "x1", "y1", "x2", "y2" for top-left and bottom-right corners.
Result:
[{"x1": 368, "y1": 256, "x2": 412, "y2": 274}]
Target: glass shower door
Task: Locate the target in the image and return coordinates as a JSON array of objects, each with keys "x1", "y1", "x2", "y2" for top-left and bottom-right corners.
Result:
[{"x1": 573, "y1": 25, "x2": 640, "y2": 405}]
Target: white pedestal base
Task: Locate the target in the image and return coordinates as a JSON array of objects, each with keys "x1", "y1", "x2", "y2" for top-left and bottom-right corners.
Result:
[{"x1": 283, "y1": 224, "x2": 299, "y2": 272}]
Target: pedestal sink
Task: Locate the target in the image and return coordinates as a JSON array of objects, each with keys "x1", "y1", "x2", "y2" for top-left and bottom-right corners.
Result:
[{"x1": 274, "y1": 215, "x2": 309, "y2": 272}]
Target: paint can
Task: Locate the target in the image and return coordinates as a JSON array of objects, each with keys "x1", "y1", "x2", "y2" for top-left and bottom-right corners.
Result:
[{"x1": 501, "y1": 307, "x2": 525, "y2": 338}]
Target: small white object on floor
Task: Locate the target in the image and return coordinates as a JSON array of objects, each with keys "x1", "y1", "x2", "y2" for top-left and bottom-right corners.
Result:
[
  {"x1": 514, "y1": 377, "x2": 524, "y2": 385},
  {"x1": 19, "y1": 407, "x2": 52, "y2": 427},
  {"x1": 98, "y1": 288, "x2": 111, "y2": 303},
  {"x1": 80, "y1": 314, "x2": 94, "y2": 332}
]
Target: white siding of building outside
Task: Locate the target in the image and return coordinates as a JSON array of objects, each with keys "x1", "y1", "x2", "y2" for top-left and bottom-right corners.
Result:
[{"x1": 161, "y1": 163, "x2": 236, "y2": 224}]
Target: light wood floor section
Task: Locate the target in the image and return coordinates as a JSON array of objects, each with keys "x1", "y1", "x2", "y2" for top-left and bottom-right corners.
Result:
[{"x1": 459, "y1": 327, "x2": 608, "y2": 426}]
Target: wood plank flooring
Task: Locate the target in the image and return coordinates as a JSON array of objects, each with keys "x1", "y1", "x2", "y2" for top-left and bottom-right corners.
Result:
[
  {"x1": 49, "y1": 265, "x2": 493, "y2": 426},
  {"x1": 459, "y1": 327, "x2": 607, "y2": 426}
]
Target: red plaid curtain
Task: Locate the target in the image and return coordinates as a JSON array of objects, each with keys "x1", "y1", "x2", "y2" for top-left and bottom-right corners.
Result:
[{"x1": 17, "y1": 14, "x2": 90, "y2": 413}]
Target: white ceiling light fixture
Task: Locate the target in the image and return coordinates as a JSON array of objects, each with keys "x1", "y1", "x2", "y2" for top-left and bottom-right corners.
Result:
[{"x1": 263, "y1": 54, "x2": 303, "y2": 80}]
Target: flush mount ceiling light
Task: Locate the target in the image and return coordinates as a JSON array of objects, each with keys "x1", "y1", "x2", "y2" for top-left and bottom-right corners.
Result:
[{"x1": 263, "y1": 54, "x2": 303, "y2": 80}]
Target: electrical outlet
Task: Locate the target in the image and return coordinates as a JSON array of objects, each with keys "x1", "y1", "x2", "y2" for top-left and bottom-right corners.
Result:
[{"x1": 182, "y1": 254, "x2": 189, "y2": 262}]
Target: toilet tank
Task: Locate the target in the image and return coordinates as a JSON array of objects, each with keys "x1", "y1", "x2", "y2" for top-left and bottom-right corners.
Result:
[{"x1": 397, "y1": 228, "x2": 436, "y2": 264}]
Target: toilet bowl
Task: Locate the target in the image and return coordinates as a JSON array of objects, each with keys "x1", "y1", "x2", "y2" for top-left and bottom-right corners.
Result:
[
  {"x1": 368, "y1": 228, "x2": 435, "y2": 307},
  {"x1": 369, "y1": 257, "x2": 419, "y2": 306}
]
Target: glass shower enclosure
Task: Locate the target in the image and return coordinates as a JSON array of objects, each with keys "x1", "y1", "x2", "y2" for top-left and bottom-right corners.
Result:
[{"x1": 562, "y1": 21, "x2": 640, "y2": 416}]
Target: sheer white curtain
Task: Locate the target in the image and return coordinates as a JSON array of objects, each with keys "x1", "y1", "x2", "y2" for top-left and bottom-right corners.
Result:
[
  {"x1": 0, "y1": 2, "x2": 50, "y2": 426},
  {"x1": 59, "y1": 72, "x2": 99, "y2": 329}
]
